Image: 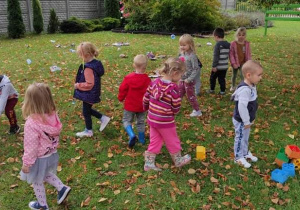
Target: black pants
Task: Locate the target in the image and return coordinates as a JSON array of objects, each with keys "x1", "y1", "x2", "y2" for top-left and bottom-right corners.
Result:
[
  {"x1": 210, "y1": 70, "x2": 227, "y2": 92},
  {"x1": 82, "y1": 102, "x2": 102, "y2": 130}
]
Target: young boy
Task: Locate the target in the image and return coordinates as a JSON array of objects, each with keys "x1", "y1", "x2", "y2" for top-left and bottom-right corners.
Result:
[
  {"x1": 0, "y1": 75, "x2": 20, "y2": 134},
  {"x1": 118, "y1": 55, "x2": 151, "y2": 148},
  {"x1": 207, "y1": 28, "x2": 231, "y2": 95},
  {"x1": 231, "y1": 60, "x2": 263, "y2": 168}
]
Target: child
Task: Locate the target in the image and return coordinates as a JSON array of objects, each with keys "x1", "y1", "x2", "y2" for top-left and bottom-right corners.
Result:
[
  {"x1": 229, "y1": 27, "x2": 252, "y2": 91},
  {"x1": 74, "y1": 42, "x2": 110, "y2": 137},
  {"x1": 178, "y1": 34, "x2": 202, "y2": 117},
  {"x1": 143, "y1": 57, "x2": 191, "y2": 171},
  {"x1": 118, "y1": 54, "x2": 151, "y2": 148},
  {"x1": 0, "y1": 75, "x2": 20, "y2": 134},
  {"x1": 20, "y1": 83, "x2": 71, "y2": 210},
  {"x1": 194, "y1": 57, "x2": 203, "y2": 96},
  {"x1": 231, "y1": 60, "x2": 263, "y2": 168},
  {"x1": 207, "y1": 28, "x2": 231, "y2": 95}
]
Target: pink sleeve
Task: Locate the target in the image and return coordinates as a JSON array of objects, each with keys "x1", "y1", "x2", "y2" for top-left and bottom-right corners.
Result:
[
  {"x1": 76, "y1": 68, "x2": 94, "y2": 91},
  {"x1": 229, "y1": 41, "x2": 237, "y2": 65},
  {"x1": 246, "y1": 42, "x2": 252, "y2": 61},
  {"x1": 22, "y1": 119, "x2": 39, "y2": 167}
]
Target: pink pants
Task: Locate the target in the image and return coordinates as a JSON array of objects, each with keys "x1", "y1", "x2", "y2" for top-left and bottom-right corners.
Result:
[
  {"x1": 179, "y1": 81, "x2": 200, "y2": 111},
  {"x1": 147, "y1": 126, "x2": 182, "y2": 154}
]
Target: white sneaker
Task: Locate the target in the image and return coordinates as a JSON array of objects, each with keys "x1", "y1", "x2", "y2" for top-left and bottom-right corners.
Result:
[
  {"x1": 235, "y1": 157, "x2": 251, "y2": 168},
  {"x1": 190, "y1": 110, "x2": 202, "y2": 117},
  {"x1": 245, "y1": 151, "x2": 258, "y2": 162},
  {"x1": 76, "y1": 129, "x2": 93, "y2": 137},
  {"x1": 100, "y1": 115, "x2": 110, "y2": 131},
  {"x1": 230, "y1": 86, "x2": 236, "y2": 92}
]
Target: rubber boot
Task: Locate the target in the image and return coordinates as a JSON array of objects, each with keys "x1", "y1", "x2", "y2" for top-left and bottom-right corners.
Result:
[
  {"x1": 170, "y1": 151, "x2": 191, "y2": 167},
  {"x1": 125, "y1": 125, "x2": 136, "y2": 148},
  {"x1": 138, "y1": 132, "x2": 145, "y2": 145},
  {"x1": 144, "y1": 151, "x2": 162, "y2": 171}
]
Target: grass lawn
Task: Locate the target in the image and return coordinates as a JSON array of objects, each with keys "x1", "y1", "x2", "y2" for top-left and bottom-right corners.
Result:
[{"x1": 0, "y1": 21, "x2": 300, "y2": 209}]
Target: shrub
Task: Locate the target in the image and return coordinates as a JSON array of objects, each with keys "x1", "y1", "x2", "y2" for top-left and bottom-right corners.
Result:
[
  {"x1": 32, "y1": 0, "x2": 44, "y2": 34},
  {"x1": 7, "y1": 0, "x2": 26, "y2": 38},
  {"x1": 104, "y1": 0, "x2": 120, "y2": 19},
  {"x1": 219, "y1": 14, "x2": 237, "y2": 31},
  {"x1": 234, "y1": 14, "x2": 252, "y2": 28},
  {"x1": 101, "y1": 17, "x2": 121, "y2": 30},
  {"x1": 47, "y1": 9, "x2": 60, "y2": 34},
  {"x1": 60, "y1": 19, "x2": 87, "y2": 33},
  {"x1": 123, "y1": 0, "x2": 222, "y2": 33}
]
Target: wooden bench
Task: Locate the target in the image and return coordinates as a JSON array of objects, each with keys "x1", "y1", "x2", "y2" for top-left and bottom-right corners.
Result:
[{"x1": 264, "y1": 4, "x2": 300, "y2": 36}]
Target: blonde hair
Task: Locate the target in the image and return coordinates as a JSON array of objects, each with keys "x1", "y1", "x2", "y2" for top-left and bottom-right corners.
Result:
[
  {"x1": 179, "y1": 34, "x2": 196, "y2": 53},
  {"x1": 134, "y1": 54, "x2": 148, "y2": 69},
  {"x1": 242, "y1": 60, "x2": 262, "y2": 76},
  {"x1": 22, "y1": 83, "x2": 56, "y2": 120},
  {"x1": 77, "y1": 42, "x2": 99, "y2": 58},
  {"x1": 158, "y1": 57, "x2": 186, "y2": 76},
  {"x1": 234, "y1": 27, "x2": 247, "y2": 41}
]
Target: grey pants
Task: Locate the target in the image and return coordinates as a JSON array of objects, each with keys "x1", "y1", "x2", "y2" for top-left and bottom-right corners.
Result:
[
  {"x1": 122, "y1": 110, "x2": 146, "y2": 132},
  {"x1": 233, "y1": 118, "x2": 250, "y2": 160},
  {"x1": 194, "y1": 69, "x2": 201, "y2": 95},
  {"x1": 231, "y1": 67, "x2": 244, "y2": 88}
]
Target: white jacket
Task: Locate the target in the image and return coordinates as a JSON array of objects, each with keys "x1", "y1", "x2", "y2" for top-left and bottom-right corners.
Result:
[{"x1": 0, "y1": 75, "x2": 18, "y2": 115}]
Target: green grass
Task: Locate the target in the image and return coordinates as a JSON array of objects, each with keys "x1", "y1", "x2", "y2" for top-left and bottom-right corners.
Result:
[{"x1": 0, "y1": 21, "x2": 300, "y2": 209}]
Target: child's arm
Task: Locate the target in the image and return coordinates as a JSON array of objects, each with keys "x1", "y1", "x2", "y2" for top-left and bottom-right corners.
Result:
[
  {"x1": 75, "y1": 68, "x2": 94, "y2": 91},
  {"x1": 143, "y1": 85, "x2": 151, "y2": 111},
  {"x1": 185, "y1": 55, "x2": 200, "y2": 83},
  {"x1": 246, "y1": 42, "x2": 252, "y2": 61},
  {"x1": 118, "y1": 78, "x2": 129, "y2": 102},
  {"x1": 212, "y1": 43, "x2": 220, "y2": 71},
  {"x1": 22, "y1": 120, "x2": 39, "y2": 172},
  {"x1": 170, "y1": 85, "x2": 182, "y2": 115},
  {"x1": 229, "y1": 42, "x2": 238, "y2": 68},
  {"x1": 0, "y1": 85, "x2": 10, "y2": 115},
  {"x1": 237, "y1": 90, "x2": 251, "y2": 127}
]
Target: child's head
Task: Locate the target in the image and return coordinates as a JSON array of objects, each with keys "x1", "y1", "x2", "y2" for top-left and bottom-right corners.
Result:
[
  {"x1": 242, "y1": 60, "x2": 263, "y2": 85},
  {"x1": 133, "y1": 54, "x2": 148, "y2": 73},
  {"x1": 22, "y1": 83, "x2": 56, "y2": 119},
  {"x1": 234, "y1": 27, "x2": 247, "y2": 42},
  {"x1": 179, "y1": 34, "x2": 195, "y2": 53},
  {"x1": 158, "y1": 57, "x2": 186, "y2": 82},
  {"x1": 213, "y1": 28, "x2": 225, "y2": 40},
  {"x1": 77, "y1": 42, "x2": 99, "y2": 61}
]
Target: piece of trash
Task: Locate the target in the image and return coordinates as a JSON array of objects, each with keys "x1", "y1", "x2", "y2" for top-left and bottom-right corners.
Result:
[
  {"x1": 50, "y1": 66, "x2": 61, "y2": 72},
  {"x1": 104, "y1": 43, "x2": 110, "y2": 46},
  {"x1": 147, "y1": 52, "x2": 155, "y2": 59},
  {"x1": 119, "y1": 54, "x2": 128, "y2": 58},
  {"x1": 26, "y1": 59, "x2": 32, "y2": 64},
  {"x1": 50, "y1": 40, "x2": 56, "y2": 43},
  {"x1": 69, "y1": 49, "x2": 76, "y2": 53},
  {"x1": 123, "y1": 42, "x2": 130, "y2": 46},
  {"x1": 206, "y1": 42, "x2": 212, "y2": 46},
  {"x1": 112, "y1": 42, "x2": 123, "y2": 47},
  {"x1": 171, "y1": 34, "x2": 176, "y2": 39},
  {"x1": 56, "y1": 44, "x2": 61, "y2": 48},
  {"x1": 117, "y1": 47, "x2": 121, "y2": 51},
  {"x1": 72, "y1": 100, "x2": 76, "y2": 105}
]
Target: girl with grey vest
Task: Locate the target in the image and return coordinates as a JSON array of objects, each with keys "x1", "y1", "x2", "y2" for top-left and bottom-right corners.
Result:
[{"x1": 74, "y1": 42, "x2": 110, "y2": 137}]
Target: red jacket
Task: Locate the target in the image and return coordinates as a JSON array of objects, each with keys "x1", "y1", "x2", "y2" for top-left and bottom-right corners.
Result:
[{"x1": 118, "y1": 72, "x2": 151, "y2": 112}]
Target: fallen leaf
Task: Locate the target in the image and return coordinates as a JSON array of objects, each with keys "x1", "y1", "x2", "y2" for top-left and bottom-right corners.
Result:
[
  {"x1": 114, "y1": 190, "x2": 121, "y2": 195},
  {"x1": 188, "y1": 168, "x2": 196, "y2": 174},
  {"x1": 98, "y1": 198, "x2": 108, "y2": 202},
  {"x1": 271, "y1": 198, "x2": 279, "y2": 204},
  {"x1": 81, "y1": 196, "x2": 91, "y2": 207},
  {"x1": 210, "y1": 177, "x2": 218, "y2": 183}
]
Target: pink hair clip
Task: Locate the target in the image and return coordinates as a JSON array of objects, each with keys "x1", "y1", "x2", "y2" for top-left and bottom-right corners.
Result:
[{"x1": 179, "y1": 56, "x2": 185, "y2": 62}]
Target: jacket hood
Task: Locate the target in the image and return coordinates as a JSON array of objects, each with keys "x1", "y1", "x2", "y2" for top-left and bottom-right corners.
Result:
[
  {"x1": 153, "y1": 79, "x2": 176, "y2": 100},
  {"x1": 32, "y1": 112, "x2": 62, "y2": 136},
  {"x1": 0, "y1": 75, "x2": 10, "y2": 87},
  {"x1": 85, "y1": 59, "x2": 103, "y2": 77}
]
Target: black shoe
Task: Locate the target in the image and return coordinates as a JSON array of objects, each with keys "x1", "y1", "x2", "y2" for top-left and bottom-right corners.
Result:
[{"x1": 9, "y1": 125, "x2": 20, "y2": 134}]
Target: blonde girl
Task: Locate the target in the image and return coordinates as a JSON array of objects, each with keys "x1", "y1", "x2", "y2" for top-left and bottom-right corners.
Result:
[
  {"x1": 74, "y1": 42, "x2": 110, "y2": 137},
  {"x1": 178, "y1": 34, "x2": 202, "y2": 117},
  {"x1": 20, "y1": 83, "x2": 71, "y2": 210},
  {"x1": 229, "y1": 27, "x2": 252, "y2": 91},
  {"x1": 143, "y1": 57, "x2": 191, "y2": 171}
]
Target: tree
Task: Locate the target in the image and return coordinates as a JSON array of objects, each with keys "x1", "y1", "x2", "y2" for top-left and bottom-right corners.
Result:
[
  {"x1": 47, "y1": 8, "x2": 60, "y2": 34},
  {"x1": 104, "y1": 0, "x2": 120, "y2": 18},
  {"x1": 7, "y1": 0, "x2": 26, "y2": 38},
  {"x1": 249, "y1": 0, "x2": 300, "y2": 7},
  {"x1": 32, "y1": 0, "x2": 44, "y2": 34}
]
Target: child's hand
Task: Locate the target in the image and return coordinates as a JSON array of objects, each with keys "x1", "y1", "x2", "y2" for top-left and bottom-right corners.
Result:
[
  {"x1": 244, "y1": 124, "x2": 251, "y2": 129},
  {"x1": 74, "y1": 83, "x2": 78, "y2": 89},
  {"x1": 233, "y1": 64, "x2": 239, "y2": 69},
  {"x1": 212, "y1": 68, "x2": 217, "y2": 72},
  {"x1": 184, "y1": 79, "x2": 189, "y2": 83},
  {"x1": 22, "y1": 165, "x2": 30, "y2": 173}
]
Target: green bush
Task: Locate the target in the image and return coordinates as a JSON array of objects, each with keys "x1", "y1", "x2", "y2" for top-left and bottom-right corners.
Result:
[
  {"x1": 123, "y1": 0, "x2": 221, "y2": 33},
  {"x1": 101, "y1": 17, "x2": 121, "y2": 30},
  {"x1": 234, "y1": 14, "x2": 252, "y2": 28},
  {"x1": 104, "y1": 0, "x2": 120, "y2": 18},
  {"x1": 219, "y1": 14, "x2": 237, "y2": 31},
  {"x1": 7, "y1": 0, "x2": 26, "y2": 38},
  {"x1": 47, "y1": 8, "x2": 60, "y2": 34},
  {"x1": 60, "y1": 19, "x2": 87, "y2": 33},
  {"x1": 32, "y1": 0, "x2": 44, "y2": 34}
]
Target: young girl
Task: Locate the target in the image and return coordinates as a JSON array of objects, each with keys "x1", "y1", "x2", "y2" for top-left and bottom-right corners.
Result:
[
  {"x1": 143, "y1": 57, "x2": 191, "y2": 171},
  {"x1": 74, "y1": 42, "x2": 110, "y2": 137},
  {"x1": 178, "y1": 34, "x2": 202, "y2": 117},
  {"x1": 229, "y1": 27, "x2": 252, "y2": 91},
  {"x1": 20, "y1": 83, "x2": 71, "y2": 210}
]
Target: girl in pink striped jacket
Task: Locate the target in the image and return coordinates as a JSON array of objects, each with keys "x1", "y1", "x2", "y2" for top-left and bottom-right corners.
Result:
[
  {"x1": 229, "y1": 27, "x2": 252, "y2": 91},
  {"x1": 143, "y1": 57, "x2": 191, "y2": 171}
]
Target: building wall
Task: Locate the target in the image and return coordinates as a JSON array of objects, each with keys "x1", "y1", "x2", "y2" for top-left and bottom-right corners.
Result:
[
  {"x1": 220, "y1": 0, "x2": 236, "y2": 10},
  {"x1": 0, "y1": 0, "x2": 105, "y2": 34}
]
